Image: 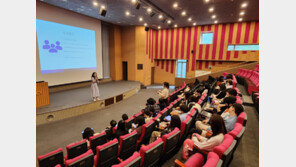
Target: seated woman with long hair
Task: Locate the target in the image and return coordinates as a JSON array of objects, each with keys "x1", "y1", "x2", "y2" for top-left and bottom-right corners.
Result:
[{"x1": 182, "y1": 113, "x2": 227, "y2": 160}]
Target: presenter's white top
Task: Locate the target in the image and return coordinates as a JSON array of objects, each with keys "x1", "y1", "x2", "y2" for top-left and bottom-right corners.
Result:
[
  {"x1": 91, "y1": 77, "x2": 100, "y2": 98},
  {"x1": 158, "y1": 88, "x2": 169, "y2": 99}
]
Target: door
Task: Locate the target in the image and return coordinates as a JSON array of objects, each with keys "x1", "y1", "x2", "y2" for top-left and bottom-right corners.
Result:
[
  {"x1": 151, "y1": 67, "x2": 155, "y2": 84},
  {"x1": 122, "y1": 61, "x2": 128, "y2": 80}
]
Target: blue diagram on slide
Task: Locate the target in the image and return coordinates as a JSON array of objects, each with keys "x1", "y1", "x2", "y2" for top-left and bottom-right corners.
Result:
[{"x1": 36, "y1": 19, "x2": 97, "y2": 73}]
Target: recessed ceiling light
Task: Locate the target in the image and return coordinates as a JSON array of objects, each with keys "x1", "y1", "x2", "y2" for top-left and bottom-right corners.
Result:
[
  {"x1": 158, "y1": 26, "x2": 161, "y2": 29},
  {"x1": 240, "y1": 11, "x2": 245, "y2": 16},
  {"x1": 181, "y1": 11, "x2": 186, "y2": 16},
  {"x1": 188, "y1": 17, "x2": 192, "y2": 21},
  {"x1": 147, "y1": 8, "x2": 152, "y2": 13},
  {"x1": 125, "y1": 11, "x2": 130, "y2": 16},
  {"x1": 131, "y1": 0, "x2": 137, "y2": 3},
  {"x1": 173, "y1": 2, "x2": 178, "y2": 8},
  {"x1": 193, "y1": 22, "x2": 196, "y2": 26},
  {"x1": 211, "y1": 15, "x2": 216, "y2": 19},
  {"x1": 209, "y1": 7, "x2": 214, "y2": 12},
  {"x1": 205, "y1": 0, "x2": 210, "y2": 3},
  {"x1": 139, "y1": 17, "x2": 143, "y2": 21},
  {"x1": 167, "y1": 20, "x2": 171, "y2": 24},
  {"x1": 93, "y1": 2, "x2": 98, "y2": 6},
  {"x1": 214, "y1": 20, "x2": 218, "y2": 24},
  {"x1": 158, "y1": 14, "x2": 163, "y2": 19},
  {"x1": 238, "y1": 18, "x2": 243, "y2": 21},
  {"x1": 241, "y1": 2, "x2": 247, "y2": 8},
  {"x1": 101, "y1": 5, "x2": 106, "y2": 9},
  {"x1": 174, "y1": 24, "x2": 178, "y2": 28},
  {"x1": 144, "y1": 23, "x2": 147, "y2": 26}
]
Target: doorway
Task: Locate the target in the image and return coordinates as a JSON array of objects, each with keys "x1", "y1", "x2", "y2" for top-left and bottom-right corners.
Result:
[
  {"x1": 151, "y1": 67, "x2": 155, "y2": 84},
  {"x1": 122, "y1": 61, "x2": 128, "y2": 80}
]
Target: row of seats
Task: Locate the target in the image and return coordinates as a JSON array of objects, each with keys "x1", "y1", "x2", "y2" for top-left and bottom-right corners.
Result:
[
  {"x1": 174, "y1": 75, "x2": 248, "y2": 167},
  {"x1": 37, "y1": 82, "x2": 188, "y2": 167},
  {"x1": 236, "y1": 68, "x2": 259, "y2": 95}
]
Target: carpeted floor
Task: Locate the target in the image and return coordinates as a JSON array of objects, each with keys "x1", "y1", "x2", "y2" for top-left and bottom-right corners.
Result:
[{"x1": 36, "y1": 84, "x2": 258, "y2": 167}]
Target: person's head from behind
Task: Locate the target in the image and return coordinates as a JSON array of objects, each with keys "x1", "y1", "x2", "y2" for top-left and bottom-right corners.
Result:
[
  {"x1": 180, "y1": 105, "x2": 189, "y2": 114},
  {"x1": 219, "y1": 83, "x2": 226, "y2": 91},
  {"x1": 110, "y1": 120, "x2": 117, "y2": 128},
  {"x1": 224, "y1": 96, "x2": 237, "y2": 107},
  {"x1": 159, "y1": 98, "x2": 167, "y2": 105},
  {"x1": 136, "y1": 116, "x2": 145, "y2": 126},
  {"x1": 144, "y1": 109, "x2": 151, "y2": 118},
  {"x1": 230, "y1": 103, "x2": 244, "y2": 116},
  {"x1": 189, "y1": 95, "x2": 198, "y2": 103},
  {"x1": 227, "y1": 80, "x2": 233, "y2": 86},
  {"x1": 117, "y1": 120, "x2": 126, "y2": 131},
  {"x1": 92, "y1": 72, "x2": 97, "y2": 78},
  {"x1": 218, "y1": 76, "x2": 224, "y2": 82},
  {"x1": 122, "y1": 114, "x2": 128, "y2": 121},
  {"x1": 184, "y1": 92, "x2": 192, "y2": 100},
  {"x1": 226, "y1": 74, "x2": 233, "y2": 80},
  {"x1": 209, "y1": 114, "x2": 227, "y2": 136},
  {"x1": 82, "y1": 127, "x2": 94, "y2": 140},
  {"x1": 170, "y1": 115, "x2": 181, "y2": 129},
  {"x1": 163, "y1": 82, "x2": 170, "y2": 89},
  {"x1": 146, "y1": 98, "x2": 156, "y2": 105},
  {"x1": 226, "y1": 88, "x2": 237, "y2": 97}
]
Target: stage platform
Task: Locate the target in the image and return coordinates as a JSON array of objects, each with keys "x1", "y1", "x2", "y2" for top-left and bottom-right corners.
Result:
[{"x1": 36, "y1": 81, "x2": 141, "y2": 125}]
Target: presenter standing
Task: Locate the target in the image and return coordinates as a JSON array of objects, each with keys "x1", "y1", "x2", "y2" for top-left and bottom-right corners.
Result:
[{"x1": 91, "y1": 72, "x2": 100, "y2": 101}]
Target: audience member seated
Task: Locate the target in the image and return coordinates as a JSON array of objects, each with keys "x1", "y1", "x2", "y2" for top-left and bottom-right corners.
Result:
[
  {"x1": 149, "y1": 115, "x2": 181, "y2": 144},
  {"x1": 115, "y1": 120, "x2": 129, "y2": 139},
  {"x1": 182, "y1": 114, "x2": 227, "y2": 160},
  {"x1": 215, "y1": 83, "x2": 227, "y2": 99},
  {"x1": 132, "y1": 116, "x2": 145, "y2": 139},
  {"x1": 122, "y1": 114, "x2": 128, "y2": 122},
  {"x1": 145, "y1": 98, "x2": 161, "y2": 115},
  {"x1": 216, "y1": 96, "x2": 237, "y2": 113},
  {"x1": 157, "y1": 82, "x2": 170, "y2": 99},
  {"x1": 158, "y1": 98, "x2": 168, "y2": 111},
  {"x1": 171, "y1": 105, "x2": 189, "y2": 122},
  {"x1": 221, "y1": 103, "x2": 244, "y2": 132},
  {"x1": 105, "y1": 120, "x2": 117, "y2": 140},
  {"x1": 82, "y1": 127, "x2": 94, "y2": 147},
  {"x1": 143, "y1": 110, "x2": 153, "y2": 123},
  {"x1": 226, "y1": 80, "x2": 233, "y2": 89}
]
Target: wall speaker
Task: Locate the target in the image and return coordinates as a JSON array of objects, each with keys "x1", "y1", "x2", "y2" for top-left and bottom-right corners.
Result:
[
  {"x1": 100, "y1": 9, "x2": 107, "y2": 17},
  {"x1": 145, "y1": 27, "x2": 149, "y2": 31}
]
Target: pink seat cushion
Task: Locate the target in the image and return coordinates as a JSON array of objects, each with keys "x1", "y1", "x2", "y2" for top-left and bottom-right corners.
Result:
[
  {"x1": 180, "y1": 117, "x2": 191, "y2": 138},
  {"x1": 162, "y1": 128, "x2": 180, "y2": 150},
  {"x1": 112, "y1": 152, "x2": 140, "y2": 167},
  {"x1": 184, "y1": 153, "x2": 204, "y2": 167},
  {"x1": 228, "y1": 123, "x2": 243, "y2": 139},
  {"x1": 213, "y1": 134, "x2": 234, "y2": 158},
  {"x1": 236, "y1": 112, "x2": 245, "y2": 125},
  {"x1": 65, "y1": 149, "x2": 93, "y2": 167},
  {"x1": 203, "y1": 152, "x2": 220, "y2": 167}
]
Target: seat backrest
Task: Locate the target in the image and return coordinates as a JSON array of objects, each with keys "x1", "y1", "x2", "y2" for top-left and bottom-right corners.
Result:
[
  {"x1": 188, "y1": 108, "x2": 197, "y2": 120},
  {"x1": 180, "y1": 117, "x2": 193, "y2": 140},
  {"x1": 162, "y1": 128, "x2": 180, "y2": 156},
  {"x1": 228, "y1": 123, "x2": 245, "y2": 141},
  {"x1": 213, "y1": 134, "x2": 236, "y2": 160},
  {"x1": 237, "y1": 112, "x2": 247, "y2": 126},
  {"x1": 65, "y1": 150, "x2": 94, "y2": 167},
  {"x1": 203, "y1": 152, "x2": 222, "y2": 167},
  {"x1": 89, "y1": 132, "x2": 107, "y2": 155},
  {"x1": 133, "y1": 111, "x2": 144, "y2": 122},
  {"x1": 112, "y1": 152, "x2": 141, "y2": 167},
  {"x1": 184, "y1": 153, "x2": 204, "y2": 167},
  {"x1": 118, "y1": 130, "x2": 138, "y2": 160},
  {"x1": 66, "y1": 140, "x2": 88, "y2": 160},
  {"x1": 138, "y1": 120, "x2": 155, "y2": 144},
  {"x1": 236, "y1": 96, "x2": 242, "y2": 104},
  {"x1": 38, "y1": 148, "x2": 64, "y2": 167},
  {"x1": 95, "y1": 138, "x2": 119, "y2": 167},
  {"x1": 140, "y1": 138, "x2": 164, "y2": 167},
  {"x1": 125, "y1": 117, "x2": 134, "y2": 130}
]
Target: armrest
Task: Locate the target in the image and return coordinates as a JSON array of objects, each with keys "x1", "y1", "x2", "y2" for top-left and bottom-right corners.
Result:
[
  {"x1": 216, "y1": 159, "x2": 223, "y2": 167},
  {"x1": 174, "y1": 159, "x2": 186, "y2": 167},
  {"x1": 236, "y1": 127, "x2": 246, "y2": 140},
  {"x1": 222, "y1": 140, "x2": 237, "y2": 160},
  {"x1": 193, "y1": 144, "x2": 209, "y2": 156}
]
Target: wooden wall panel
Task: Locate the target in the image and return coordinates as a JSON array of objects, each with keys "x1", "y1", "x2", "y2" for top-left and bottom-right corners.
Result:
[{"x1": 36, "y1": 82, "x2": 50, "y2": 108}]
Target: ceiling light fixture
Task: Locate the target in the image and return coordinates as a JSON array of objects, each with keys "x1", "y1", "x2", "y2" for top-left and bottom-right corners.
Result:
[
  {"x1": 167, "y1": 20, "x2": 171, "y2": 24},
  {"x1": 238, "y1": 18, "x2": 243, "y2": 21},
  {"x1": 147, "y1": 8, "x2": 152, "y2": 13},
  {"x1": 159, "y1": 14, "x2": 163, "y2": 19},
  {"x1": 125, "y1": 11, "x2": 130, "y2": 16},
  {"x1": 181, "y1": 11, "x2": 186, "y2": 16},
  {"x1": 93, "y1": 2, "x2": 98, "y2": 6},
  {"x1": 188, "y1": 17, "x2": 192, "y2": 21},
  {"x1": 173, "y1": 2, "x2": 178, "y2": 8},
  {"x1": 144, "y1": 23, "x2": 147, "y2": 26},
  {"x1": 214, "y1": 20, "x2": 218, "y2": 24},
  {"x1": 211, "y1": 15, "x2": 216, "y2": 19},
  {"x1": 193, "y1": 22, "x2": 196, "y2": 26},
  {"x1": 174, "y1": 24, "x2": 178, "y2": 28},
  {"x1": 209, "y1": 7, "x2": 214, "y2": 12},
  {"x1": 240, "y1": 11, "x2": 245, "y2": 16},
  {"x1": 101, "y1": 5, "x2": 106, "y2": 9},
  {"x1": 205, "y1": 0, "x2": 210, "y2": 3},
  {"x1": 158, "y1": 26, "x2": 161, "y2": 29},
  {"x1": 241, "y1": 2, "x2": 247, "y2": 8},
  {"x1": 139, "y1": 17, "x2": 143, "y2": 21},
  {"x1": 131, "y1": 0, "x2": 137, "y2": 3}
]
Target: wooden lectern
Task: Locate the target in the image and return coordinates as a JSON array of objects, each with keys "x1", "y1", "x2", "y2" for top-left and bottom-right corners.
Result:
[{"x1": 36, "y1": 82, "x2": 50, "y2": 108}]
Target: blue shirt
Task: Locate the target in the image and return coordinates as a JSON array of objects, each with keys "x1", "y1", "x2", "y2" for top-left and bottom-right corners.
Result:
[{"x1": 222, "y1": 113, "x2": 237, "y2": 132}]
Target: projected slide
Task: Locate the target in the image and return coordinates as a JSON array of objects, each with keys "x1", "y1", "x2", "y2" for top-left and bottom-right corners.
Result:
[{"x1": 36, "y1": 19, "x2": 97, "y2": 74}]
